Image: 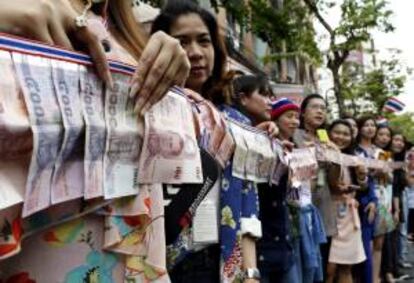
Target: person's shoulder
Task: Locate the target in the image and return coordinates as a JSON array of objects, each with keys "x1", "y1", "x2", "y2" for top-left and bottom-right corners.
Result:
[{"x1": 219, "y1": 104, "x2": 251, "y2": 125}]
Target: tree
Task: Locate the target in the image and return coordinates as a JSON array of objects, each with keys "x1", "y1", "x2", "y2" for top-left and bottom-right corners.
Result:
[
  {"x1": 388, "y1": 112, "x2": 414, "y2": 143},
  {"x1": 341, "y1": 49, "x2": 411, "y2": 116},
  {"x1": 302, "y1": 0, "x2": 394, "y2": 116}
]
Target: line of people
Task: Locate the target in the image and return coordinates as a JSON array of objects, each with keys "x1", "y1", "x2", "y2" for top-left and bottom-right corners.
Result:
[{"x1": 149, "y1": 2, "x2": 413, "y2": 282}]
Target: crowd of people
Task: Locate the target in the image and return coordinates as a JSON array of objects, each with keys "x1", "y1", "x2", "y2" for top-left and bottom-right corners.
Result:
[{"x1": 1, "y1": 0, "x2": 414, "y2": 283}]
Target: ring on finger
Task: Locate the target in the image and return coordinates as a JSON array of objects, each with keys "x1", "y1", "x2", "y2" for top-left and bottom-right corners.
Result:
[
  {"x1": 75, "y1": 14, "x2": 88, "y2": 28},
  {"x1": 74, "y1": 0, "x2": 93, "y2": 29}
]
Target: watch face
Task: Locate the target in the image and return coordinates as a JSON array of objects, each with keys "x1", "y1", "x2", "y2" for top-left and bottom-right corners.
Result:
[{"x1": 245, "y1": 268, "x2": 261, "y2": 280}]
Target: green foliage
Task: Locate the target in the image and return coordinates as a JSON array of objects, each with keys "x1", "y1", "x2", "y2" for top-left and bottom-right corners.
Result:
[
  {"x1": 303, "y1": 0, "x2": 395, "y2": 115},
  {"x1": 388, "y1": 112, "x2": 414, "y2": 143},
  {"x1": 204, "y1": 0, "x2": 322, "y2": 63},
  {"x1": 341, "y1": 50, "x2": 411, "y2": 115}
]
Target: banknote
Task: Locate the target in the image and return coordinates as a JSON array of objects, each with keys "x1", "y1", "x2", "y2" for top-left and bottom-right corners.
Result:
[
  {"x1": 104, "y1": 72, "x2": 142, "y2": 198},
  {"x1": 244, "y1": 129, "x2": 274, "y2": 183},
  {"x1": 197, "y1": 101, "x2": 225, "y2": 156},
  {"x1": 228, "y1": 120, "x2": 248, "y2": 179},
  {"x1": 13, "y1": 53, "x2": 63, "y2": 217},
  {"x1": 51, "y1": 60, "x2": 84, "y2": 204},
  {"x1": 270, "y1": 140, "x2": 289, "y2": 185},
  {"x1": 138, "y1": 90, "x2": 203, "y2": 184},
  {"x1": 80, "y1": 66, "x2": 106, "y2": 199},
  {"x1": 287, "y1": 148, "x2": 318, "y2": 181},
  {"x1": 195, "y1": 100, "x2": 234, "y2": 168},
  {"x1": 0, "y1": 51, "x2": 32, "y2": 210},
  {"x1": 215, "y1": 130, "x2": 235, "y2": 168}
]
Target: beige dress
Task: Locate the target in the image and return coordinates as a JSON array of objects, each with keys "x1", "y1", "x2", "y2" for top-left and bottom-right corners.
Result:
[{"x1": 328, "y1": 167, "x2": 366, "y2": 264}]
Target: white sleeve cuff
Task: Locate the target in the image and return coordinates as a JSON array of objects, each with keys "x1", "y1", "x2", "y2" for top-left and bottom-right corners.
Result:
[{"x1": 241, "y1": 216, "x2": 262, "y2": 238}]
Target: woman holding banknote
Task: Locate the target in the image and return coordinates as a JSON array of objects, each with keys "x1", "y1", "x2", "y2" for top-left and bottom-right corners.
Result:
[
  {"x1": 257, "y1": 97, "x2": 301, "y2": 282},
  {"x1": 373, "y1": 125, "x2": 400, "y2": 282},
  {"x1": 293, "y1": 93, "x2": 331, "y2": 282},
  {"x1": 326, "y1": 119, "x2": 367, "y2": 283},
  {"x1": 152, "y1": 1, "x2": 266, "y2": 282},
  {"x1": 1, "y1": 0, "x2": 192, "y2": 282},
  {"x1": 0, "y1": 0, "x2": 190, "y2": 113},
  {"x1": 355, "y1": 116, "x2": 379, "y2": 283}
]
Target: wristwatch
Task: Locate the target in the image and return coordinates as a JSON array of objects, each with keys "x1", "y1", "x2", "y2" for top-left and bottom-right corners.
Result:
[{"x1": 242, "y1": 268, "x2": 261, "y2": 280}]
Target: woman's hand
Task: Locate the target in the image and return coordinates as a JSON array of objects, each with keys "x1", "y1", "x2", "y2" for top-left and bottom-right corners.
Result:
[
  {"x1": 256, "y1": 121, "x2": 279, "y2": 139},
  {"x1": 281, "y1": 140, "x2": 295, "y2": 152},
  {"x1": 393, "y1": 210, "x2": 400, "y2": 224},
  {"x1": 325, "y1": 140, "x2": 340, "y2": 152},
  {"x1": 365, "y1": 202, "x2": 376, "y2": 224},
  {"x1": 129, "y1": 31, "x2": 190, "y2": 115},
  {"x1": 0, "y1": 0, "x2": 111, "y2": 85},
  {"x1": 356, "y1": 165, "x2": 368, "y2": 183}
]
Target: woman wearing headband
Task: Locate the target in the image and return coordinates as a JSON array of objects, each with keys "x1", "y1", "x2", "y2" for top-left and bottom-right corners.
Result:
[{"x1": 257, "y1": 97, "x2": 300, "y2": 282}]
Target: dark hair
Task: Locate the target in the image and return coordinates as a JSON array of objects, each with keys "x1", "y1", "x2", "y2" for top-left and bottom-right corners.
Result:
[
  {"x1": 356, "y1": 115, "x2": 376, "y2": 144},
  {"x1": 231, "y1": 74, "x2": 271, "y2": 115},
  {"x1": 299, "y1": 93, "x2": 326, "y2": 129},
  {"x1": 341, "y1": 113, "x2": 357, "y2": 123},
  {"x1": 374, "y1": 124, "x2": 393, "y2": 150},
  {"x1": 391, "y1": 132, "x2": 408, "y2": 161},
  {"x1": 151, "y1": 0, "x2": 231, "y2": 105},
  {"x1": 328, "y1": 119, "x2": 355, "y2": 154},
  {"x1": 233, "y1": 75, "x2": 271, "y2": 98}
]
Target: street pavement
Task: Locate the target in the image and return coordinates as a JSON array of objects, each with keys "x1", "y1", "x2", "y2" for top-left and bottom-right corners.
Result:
[{"x1": 400, "y1": 242, "x2": 414, "y2": 282}]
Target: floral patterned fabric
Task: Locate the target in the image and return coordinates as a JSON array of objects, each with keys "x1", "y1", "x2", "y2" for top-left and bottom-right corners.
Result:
[
  {"x1": 219, "y1": 105, "x2": 261, "y2": 283},
  {"x1": 1, "y1": 185, "x2": 169, "y2": 283}
]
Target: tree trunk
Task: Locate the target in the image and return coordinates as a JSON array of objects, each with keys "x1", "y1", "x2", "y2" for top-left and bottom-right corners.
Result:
[
  {"x1": 331, "y1": 66, "x2": 346, "y2": 117},
  {"x1": 351, "y1": 99, "x2": 358, "y2": 115}
]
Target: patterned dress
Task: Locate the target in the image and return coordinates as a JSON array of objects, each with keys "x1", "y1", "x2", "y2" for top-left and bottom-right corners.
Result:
[{"x1": 219, "y1": 105, "x2": 261, "y2": 283}]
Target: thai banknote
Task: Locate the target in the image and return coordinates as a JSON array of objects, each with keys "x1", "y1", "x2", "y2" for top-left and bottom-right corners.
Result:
[
  {"x1": 228, "y1": 120, "x2": 248, "y2": 179},
  {"x1": 50, "y1": 60, "x2": 84, "y2": 204},
  {"x1": 13, "y1": 53, "x2": 63, "y2": 217},
  {"x1": 243, "y1": 128, "x2": 274, "y2": 183},
  {"x1": 196, "y1": 100, "x2": 235, "y2": 168},
  {"x1": 0, "y1": 51, "x2": 32, "y2": 210},
  {"x1": 138, "y1": 90, "x2": 203, "y2": 184},
  {"x1": 80, "y1": 66, "x2": 105, "y2": 199},
  {"x1": 197, "y1": 101, "x2": 225, "y2": 157},
  {"x1": 215, "y1": 130, "x2": 235, "y2": 169},
  {"x1": 104, "y1": 72, "x2": 142, "y2": 198},
  {"x1": 287, "y1": 147, "x2": 318, "y2": 181}
]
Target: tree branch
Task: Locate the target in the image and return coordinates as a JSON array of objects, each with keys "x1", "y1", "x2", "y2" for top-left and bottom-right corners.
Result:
[{"x1": 302, "y1": 0, "x2": 334, "y2": 36}]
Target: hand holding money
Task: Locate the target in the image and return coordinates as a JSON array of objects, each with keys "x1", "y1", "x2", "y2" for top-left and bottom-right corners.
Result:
[
  {"x1": 256, "y1": 121, "x2": 279, "y2": 138},
  {"x1": 138, "y1": 90, "x2": 203, "y2": 184},
  {"x1": 0, "y1": 0, "x2": 112, "y2": 85}
]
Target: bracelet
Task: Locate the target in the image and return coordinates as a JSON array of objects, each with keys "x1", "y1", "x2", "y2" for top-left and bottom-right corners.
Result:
[{"x1": 242, "y1": 268, "x2": 261, "y2": 280}]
